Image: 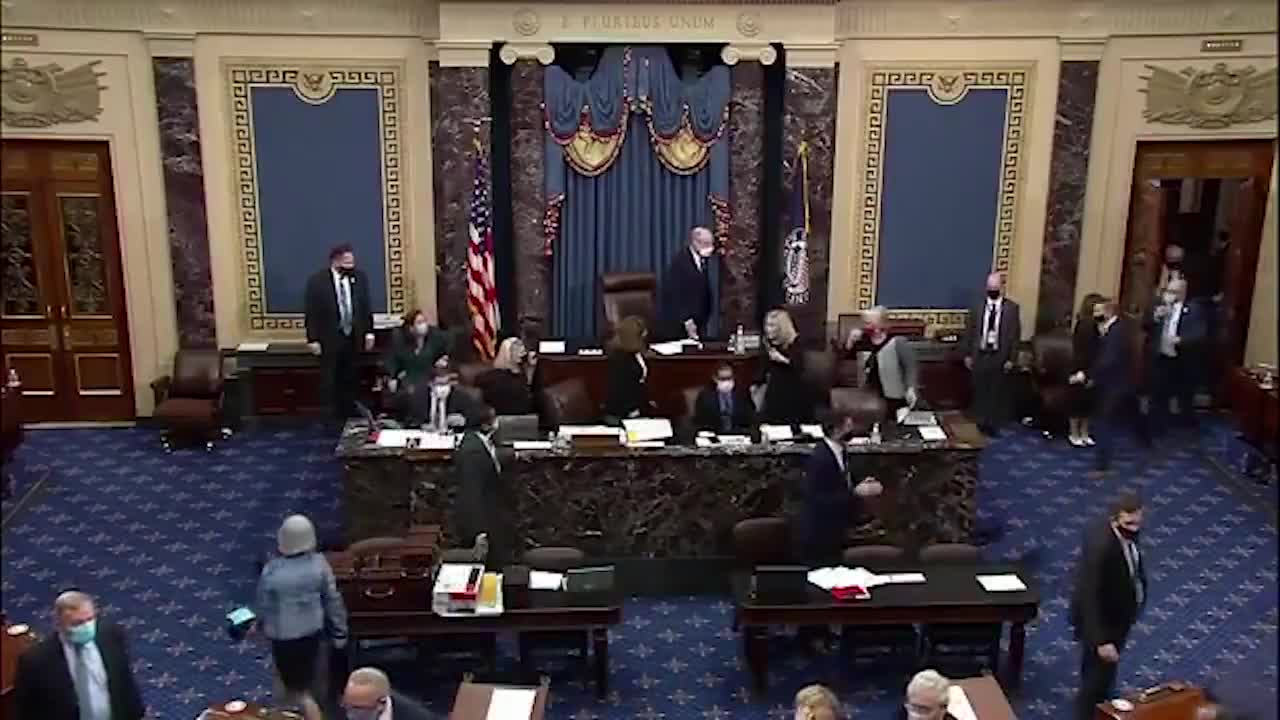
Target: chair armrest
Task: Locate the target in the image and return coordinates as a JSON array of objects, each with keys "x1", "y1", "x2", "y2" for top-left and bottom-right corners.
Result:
[{"x1": 151, "y1": 375, "x2": 172, "y2": 406}]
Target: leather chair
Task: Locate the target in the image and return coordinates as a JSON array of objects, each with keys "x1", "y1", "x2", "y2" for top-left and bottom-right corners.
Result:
[
  {"x1": 151, "y1": 349, "x2": 227, "y2": 451},
  {"x1": 600, "y1": 272, "x2": 657, "y2": 338},
  {"x1": 518, "y1": 545, "x2": 590, "y2": 670},
  {"x1": 731, "y1": 517, "x2": 792, "y2": 567},
  {"x1": 458, "y1": 362, "x2": 489, "y2": 388},
  {"x1": 918, "y1": 543, "x2": 1000, "y2": 674},
  {"x1": 841, "y1": 544, "x2": 906, "y2": 567},
  {"x1": 680, "y1": 385, "x2": 702, "y2": 438},
  {"x1": 1032, "y1": 332, "x2": 1074, "y2": 436},
  {"x1": 523, "y1": 546, "x2": 586, "y2": 572},
  {"x1": 541, "y1": 378, "x2": 596, "y2": 427}
]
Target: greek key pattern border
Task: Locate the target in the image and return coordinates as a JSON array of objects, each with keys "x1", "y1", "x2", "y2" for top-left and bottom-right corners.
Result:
[{"x1": 227, "y1": 64, "x2": 405, "y2": 332}]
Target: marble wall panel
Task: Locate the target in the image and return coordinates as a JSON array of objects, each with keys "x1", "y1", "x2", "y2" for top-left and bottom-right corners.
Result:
[
  {"x1": 429, "y1": 63, "x2": 491, "y2": 337},
  {"x1": 153, "y1": 58, "x2": 216, "y2": 348},
  {"x1": 724, "y1": 62, "x2": 765, "y2": 331},
  {"x1": 781, "y1": 65, "x2": 838, "y2": 338},
  {"x1": 509, "y1": 61, "x2": 550, "y2": 328},
  {"x1": 1036, "y1": 61, "x2": 1099, "y2": 332}
]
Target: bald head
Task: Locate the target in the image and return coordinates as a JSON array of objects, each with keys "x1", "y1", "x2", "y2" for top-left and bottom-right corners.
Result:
[
  {"x1": 985, "y1": 272, "x2": 1004, "y2": 293},
  {"x1": 343, "y1": 667, "x2": 391, "y2": 710},
  {"x1": 1165, "y1": 244, "x2": 1184, "y2": 264}
]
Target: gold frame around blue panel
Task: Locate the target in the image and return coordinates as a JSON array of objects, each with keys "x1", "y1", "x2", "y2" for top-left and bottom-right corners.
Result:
[
  {"x1": 227, "y1": 64, "x2": 405, "y2": 332},
  {"x1": 856, "y1": 67, "x2": 1028, "y2": 331}
]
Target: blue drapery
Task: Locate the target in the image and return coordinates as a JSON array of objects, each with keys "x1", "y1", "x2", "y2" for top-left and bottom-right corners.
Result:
[{"x1": 545, "y1": 47, "x2": 730, "y2": 340}]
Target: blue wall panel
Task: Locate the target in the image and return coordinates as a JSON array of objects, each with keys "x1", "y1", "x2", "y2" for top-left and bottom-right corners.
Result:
[
  {"x1": 875, "y1": 88, "x2": 1006, "y2": 310},
  {"x1": 251, "y1": 86, "x2": 388, "y2": 314}
]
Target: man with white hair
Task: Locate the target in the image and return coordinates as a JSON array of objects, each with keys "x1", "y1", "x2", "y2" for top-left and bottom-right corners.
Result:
[
  {"x1": 902, "y1": 669, "x2": 956, "y2": 720},
  {"x1": 13, "y1": 590, "x2": 146, "y2": 720},
  {"x1": 660, "y1": 226, "x2": 716, "y2": 341},
  {"x1": 843, "y1": 305, "x2": 921, "y2": 412},
  {"x1": 340, "y1": 666, "x2": 438, "y2": 720},
  {"x1": 1144, "y1": 276, "x2": 1205, "y2": 435}
]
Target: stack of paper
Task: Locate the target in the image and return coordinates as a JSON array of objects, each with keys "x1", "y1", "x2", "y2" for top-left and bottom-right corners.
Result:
[
  {"x1": 372, "y1": 313, "x2": 403, "y2": 329},
  {"x1": 485, "y1": 687, "x2": 538, "y2": 720},
  {"x1": 946, "y1": 686, "x2": 979, "y2": 720},
  {"x1": 976, "y1": 573, "x2": 1027, "y2": 592},
  {"x1": 236, "y1": 342, "x2": 269, "y2": 352},
  {"x1": 896, "y1": 407, "x2": 938, "y2": 426},
  {"x1": 375, "y1": 429, "x2": 423, "y2": 448},
  {"x1": 622, "y1": 418, "x2": 674, "y2": 443},
  {"x1": 648, "y1": 341, "x2": 685, "y2": 356},
  {"x1": 884, "y1": 572, "x2": 927, "y2": 584},
  {"x1": 717, "y1": 434, "x2": 751, "y2": 445},
  {"x1": 918, "y1": 426, "x2": 948, "y2": 442},
  {"x1": 760, "y1": 424, "x2": 794, "y2": 442},
  {"x1": 512, "y1": 440, "x2": 553, "y2": 451},
  {"x1": 528, "y1": 570, "x2": 564, "y2": 590},
  {"x1": 799, "y1": 424, "x2": 824, "y2": 439},
  {"x1": 537, "y1": 340, "x2": 567, "y2": 354},
  {"x1": 419, "y1": 432, "x2": 456, "y2": 450},
  {"x1": 695, "y1": 436, "x2": 715, "y2": 448},
  {"x1": 576, "y1": 348, "x2": 604, "y2": 356},
  {"x1": 558, "y1": 425, "x2": 624, "y2": 441},
  {"x1": 806, "y1": 566, "x2": 888, "y2": 591}
]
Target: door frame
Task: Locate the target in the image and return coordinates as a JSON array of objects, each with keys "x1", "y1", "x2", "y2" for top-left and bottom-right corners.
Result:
[{"x1": 2, "y1": 32, "x2": 180, "y2": 416}]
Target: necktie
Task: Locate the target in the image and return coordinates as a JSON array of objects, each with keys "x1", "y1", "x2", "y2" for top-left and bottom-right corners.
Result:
[
  {"x1": 339, "y1": 279, "x2": 353, "y2": 336},
  {"x1": 984, "y1": 302, "x2": 997, "y2": 350},
  {"x1": 433, "y1": 397, "x2": 444, "y2": 430},
  {"x1": 1124, "y1": 540, "x2": 1144, "y2": 605},
  {"x1": 719, "y1": 393, "x2": 732, "y2": 432},
  {"x1": 73, "y1": 645, "x2": 95, "y2": 720}
]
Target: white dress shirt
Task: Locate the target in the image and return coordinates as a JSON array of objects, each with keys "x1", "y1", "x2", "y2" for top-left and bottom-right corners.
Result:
[
  {"x1": 1160, "y1": 302, "x2": 1183, "y2": 357},
  {"x1": 689, "y1": 246, "x2": 704, "y2": 272},
  {"x1": 331, "y1": 269, "x2": 353, "y2": 334},
  {"x1": 822, "y1": 436, "x2": 846, "y2": 474},
  {"x1": 480, "y1": 431, "x2": 500, "y2": 473},
  {"x1": 62, "y1": 636, "x2": 111, "y2": 720},
  {"x1": 634, "y1": 353, "x2": 648, "y2": 382},
  {"x1": 982, "y1": 298, "x2": 1003, "y2": 350}
]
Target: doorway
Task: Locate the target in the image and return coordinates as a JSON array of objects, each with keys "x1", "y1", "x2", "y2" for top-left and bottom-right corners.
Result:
[
  {"x1": 1118, "y1": 139, "x2": 1274, "y2": 401},
  {"x1": 1, "y1": 140, "x2": 135, "y2": 422}
]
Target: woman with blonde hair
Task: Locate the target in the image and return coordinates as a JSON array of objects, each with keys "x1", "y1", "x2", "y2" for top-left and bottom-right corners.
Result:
[
  {"x1": 605, "y1": 316, "x2": 652, "y2": 420},
  {"x1": 794, "y1": 684, "x2": 841, "y2": 720},
  {"x1": 757, "y1": 308, "x2": 815, "y2": 424},
  {"x1": 475, "y1": 336, "x2": 535, "y2": 415}
]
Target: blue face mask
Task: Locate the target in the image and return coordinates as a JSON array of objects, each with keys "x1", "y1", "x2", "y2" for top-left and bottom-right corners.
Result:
[{"x1": 66, "y1": 618, "x2": 96, "y2": 645}]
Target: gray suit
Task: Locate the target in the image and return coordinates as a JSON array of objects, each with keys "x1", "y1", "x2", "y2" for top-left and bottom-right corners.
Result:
[
  {"x1": 860, "y1": 336, "x2": 919, "y2": 402},
  {"x1": 963, "y1": 295, "x2": 1022, "y2": 429}
]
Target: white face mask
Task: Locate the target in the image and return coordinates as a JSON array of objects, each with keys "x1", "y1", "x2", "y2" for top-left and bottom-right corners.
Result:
[
  {"x1": 432, "y1": 384, "x2": 451, "y2": 399},
  {"x1": 716, "y1": 380, "x2": 734, "y2": 393},
  {"x1": 696, "y1": 245, "x2": 713, "y2": 258},
  {"x1": 1162, "y1": 292, "x2": 1177, "y2": 305},
  {"x1": 413, "y1": 322, "x2": 429, "y2": 336}
]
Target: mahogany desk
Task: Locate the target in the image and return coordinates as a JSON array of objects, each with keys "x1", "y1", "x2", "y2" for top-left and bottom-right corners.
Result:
[
  {"x1": 1094, "y1": 684, "x2": 1207, "y2": 720},
  {"x1": 1, "y1": 622, "x2": 37, "y2": 718},
  {"x1": 450, "y1": 681, "x2": 548, "y2": 720},
  {"x1": 203, "y1": 700, "x2": 302, "y2": 719},
  {"x1": 731, "y1": 564, "x2": 1039, "y2": 693},
  {"x1": 1227, "y1": 367, "x2": 1278, "y2": 474},
  {"x1": 953, "y1": 674, "x2": 1017, "y2": 720}
]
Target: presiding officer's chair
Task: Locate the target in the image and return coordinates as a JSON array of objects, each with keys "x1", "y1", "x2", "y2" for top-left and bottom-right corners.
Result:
[
  {"x1": 600, "y1": 272, "x2": 657, "y2": 339},
  {"x1": 151, "y1": 349, "x2": 228, "y2": 451},
  {"x1": 542, "y1": 378, "x2": 596, "y2": 427}
]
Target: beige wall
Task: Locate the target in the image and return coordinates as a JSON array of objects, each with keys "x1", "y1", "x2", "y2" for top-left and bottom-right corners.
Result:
[
  {"x1": 1, "y1": 30, "x2": 178, "y2": 417},
  {"x1": 1245, "y1": 155, "x2": 1278, "y2": 367}
]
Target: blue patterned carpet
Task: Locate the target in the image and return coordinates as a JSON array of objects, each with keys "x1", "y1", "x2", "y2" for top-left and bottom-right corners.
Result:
[{"x1": 1, "y1": 419, "x2": 1276, "y2": 719}]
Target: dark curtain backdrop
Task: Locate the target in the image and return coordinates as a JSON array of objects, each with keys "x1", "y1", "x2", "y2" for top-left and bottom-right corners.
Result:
[
  {"x1": 554, "y1": 113, "x2": 717, "y2": 339},
  {"x1": 488, "y1": 48, "x2": 518, "y2": 334},
  {"x1": 758, "y1": 44, "x2": 786, "y2": 317}
]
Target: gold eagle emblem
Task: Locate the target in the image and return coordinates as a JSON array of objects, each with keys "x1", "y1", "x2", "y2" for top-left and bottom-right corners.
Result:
[
  {"x1": 1140, "y1": 63, "x2": 1277, "y2": 129},
  {"x1": 1, "y1": 57, "x2": 106, "y2": 128}
]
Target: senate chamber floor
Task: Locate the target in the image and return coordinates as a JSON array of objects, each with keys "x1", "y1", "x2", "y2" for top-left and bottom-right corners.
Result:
[{"x1": 2, "y1": 417, "x2": 1274, "y2": 719}]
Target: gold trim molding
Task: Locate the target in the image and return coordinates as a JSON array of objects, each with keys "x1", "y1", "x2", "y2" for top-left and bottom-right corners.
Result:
[
  {"x1": 855, "y1": 66, "x2": 1029, "y2": 331},
  {"x1": 1140, "y1": 62, "x2": 1278, "y2": 130},
  {"x1": 1, "y1": 57, "x2": 106, "y2": 128},
  {"x1": 226, "y1": 64, "x2": 406, "y2": 332}
]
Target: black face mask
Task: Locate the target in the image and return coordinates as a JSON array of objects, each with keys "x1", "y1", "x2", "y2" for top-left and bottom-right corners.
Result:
[
  {"x1": 986, "y1": 289, "x2": 1000, "y2": 300},
  {"x1": 1116, "y1": 526, "x2": 1140, "y2": 541},
  {"x1": 338, "y1": 266, "x2": 356, "y2": 277},
  {"x1": 1093, "y1": 314, "x2": 1106, "y2": 324}
]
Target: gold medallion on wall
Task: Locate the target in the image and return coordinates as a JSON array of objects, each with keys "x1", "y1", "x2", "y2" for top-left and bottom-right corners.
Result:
[
  {"x1": 225, "y1": 64, "x2": 406, "y2": 333},
  {"x1": 1141, "y1": 63, "x2": 1278, "y2": 129},
  {"x1": 0, "y1": 57, "x2": 106, "y2": 128},
  {"x1": 855, "y1": 67, "x2": 1030, "y2": 333}
]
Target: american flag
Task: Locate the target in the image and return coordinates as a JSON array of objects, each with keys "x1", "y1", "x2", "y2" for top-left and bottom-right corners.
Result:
[{"x1": 467, "y1": 142, "x2": 500, "y2": 360}]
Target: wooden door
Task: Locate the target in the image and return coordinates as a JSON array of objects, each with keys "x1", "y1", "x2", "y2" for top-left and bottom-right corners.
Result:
[
  {"x1": 1119, "y1": 178, "x2": 1171, "y2": 322},
  {"x1": 1220, "y1": 175, "x2": 1269, "y2": 368},
  {"x1": 0, "y1": 141, "x2": 133, "y2": 422}
]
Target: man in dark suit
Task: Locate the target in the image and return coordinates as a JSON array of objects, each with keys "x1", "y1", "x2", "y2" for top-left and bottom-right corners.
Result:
[
  {"x1": 1087, "y1": 299, "x2": 1138, "y2": 478},
  {"x1": 340, "y1": 666, "x2": 438, "y2": 720},
  {"x1": 1145, "y1": 278, "x2": 1205, "y2": 435},
  {"x1": 305, "y1": 244, "x2": 375, "y2": 422},
  {"x1": 453, "y1": 405, "x2": 509, "y2": 565},
  {"x1": 407, "y1": 368, "x2": 479, "y2": 430},
  {"x1": 14, "y1": 590, "x2": 146, "y2": 720},
  {"x1": 692, "y1": 362, "x2": 756, "y2": 434},
  {"x1": 1070, "y1": 491, "x2": 1146, "y2": 720},
  {"x1": 962, "y1": 272, "x2": 1022, "y2": 435},
  {"x1": 659, "y1": 226, "x2": 715, "y2": 341},
  {"x1": 794, "y1": 409, "x2": 883, "y2": 564}
]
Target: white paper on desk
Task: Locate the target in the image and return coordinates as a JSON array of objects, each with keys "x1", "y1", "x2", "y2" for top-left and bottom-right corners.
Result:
[
  {"x1": 886, "y1": 572, "x2": 927, "y2": 584},
  {"x1": 372, "y1": 312, "x2": 402, "y2": 330},
  {"x1": 558, "y1": 425, "x2": 623, "y2": 438},
  {"x1": 528, "y1": 570, "x2": 564, "y2": 591},
  {"x1": 374, "y1": 429, "x2": 423, "y2": 448},
  {"x1": 623, "y1": 418, "x2": 674, "y2": 443},
  {"x1": 918, "y1": 426, "x2": 948, "y2": 442},
  {"x1": 946, "y1": 686, "x2": 979, "y2": 720},
  {"x1": 236, "y1": 342, "x2": 269, "y2": 352},
  {"x1": 760, "y1": 424, "x2": 794, "y2": 442},
  {"x1": 577, "y1": 348, "x2": 604, "y2": 356},
  {"x1": 538, "y1": 340, "x2": 567, "y2": 354},
  {"x1": 626, "y1": 440, "x2": 665, "y2": 448},
  {"x1": 695, "y1": 436, "x2": 715, "y2": 447},
  {"x1": 419, "y1": 432, "x2": 456, "y2": 450},
  {"x1": 799, "y1": 424, "x2": 823, "y2": 439},
  {"x1": 717, "y1": 434, "x2": 751, "y2": 446},
  {"x1": 977, "y1": 573, "x2": 1028, "y2": 592},
  {"x1": 896, "y1": 408, "x2": 938, "y2": 426},
  {"x1": 485, "y1": 687, "x2": 538, "y2": 720},
  {"x1": 806, "y1": 566, "x2": 887, "y2": 591},
  {"x1": 512, "y1": 440, "x2": 553, "y2": 451},
  {"x1": 648, "y1": 341, "x2": 684, "y2": 356}
]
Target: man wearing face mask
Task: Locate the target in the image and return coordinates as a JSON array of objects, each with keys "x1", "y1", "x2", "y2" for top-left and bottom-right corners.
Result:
[
  {"x1": 844, "y1": 305, "x2": 920, "y2": 414},
  {"x1": 660, "y1": 226, "x2": 716, "y2": 341},
  {"x1": 692, "y1": 362, "x2": 756, "y2": 434},
  {"x1": 1085, "y1": 299, "x2": 1139, "y2": 478},
  {"x1": 340, "y1": 666, "x2": 438, "y2": 720},
  {"x1": 899, "y1": 669, "x2": 957, "y2": 720},
  {"x1": 411, "y1": 368, "x2": 475, "y2": 432},
  {"x1": 962, "y1": 272, "x2": 1022, "y2": 435},
  {"x1": 453, "y1": 405, "x2": 510, "y2": 565},
  {"x1": 1070, "y1": 491, "x2": 1146, "y2": 720},
  {"x1": 1156, "y1": 243, "x2": 1186, "y2": 296},
  {"x1": 305, "y1": 244, "x2": 376, "y2": 422},
  {"x1": 13, "y1": 590, "x2": 146, "y2": 720},
  {"x1": 794, "y1": 408, "x2": 883, "y2": 564},
  {"x1": 1145, "y1": 278, "x2": 1205, "y2": 435}
]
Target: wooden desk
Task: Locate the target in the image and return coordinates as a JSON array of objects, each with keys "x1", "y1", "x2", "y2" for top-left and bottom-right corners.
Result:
[
  {"x1": 1, "y1": 383, "x2": 22, "y2": 497},
  {"x1": 1227, "y1": 367, "x2": 1278, "y2": 469},
  {"x1": 451, "y1": 681, "x2": 548, "y2": 720},
  {"x1": 732, "y1": 564, "x2": 1039, "y2": 693},
  {"x1": 2, "y1": 623, "x2": 38, "y2": 719},
  {"x1": 954, "y1": 674, "x2": 1016, "y2": 720},
  {"x1": 203, "y1": 700, "x2": 302, "y2": 719},
  {"x1": 1094, "y1": 684, "x2": 1207, "y2": 720}
]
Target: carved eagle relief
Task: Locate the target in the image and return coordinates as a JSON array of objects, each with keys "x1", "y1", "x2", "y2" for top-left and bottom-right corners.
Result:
[
  {"x1": 2, "y1": 58, "x2": 107, "y2": 128},
  {"x1": 1141, "y1": 62, "x2": 1278, "y2": 129}
]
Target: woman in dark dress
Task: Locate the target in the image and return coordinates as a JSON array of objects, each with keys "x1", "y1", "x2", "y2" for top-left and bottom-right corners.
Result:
[
  {"x1": 604, "y1": 316, "x2": 651, "y2": 421},
  {"x1": 757, "y1": 308, "x2": 814, "y2": 425},
  {"x1": 1068, "y1": 293, "x2": 1105, "y2": 448},
  {"x1": 384, "y1": 310, "x2": 450, "y2": 391},
  {"x1": 475, "y1": 337, "x2": 535, "y2": 416}
]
